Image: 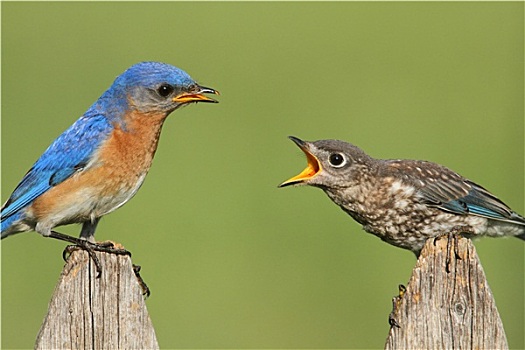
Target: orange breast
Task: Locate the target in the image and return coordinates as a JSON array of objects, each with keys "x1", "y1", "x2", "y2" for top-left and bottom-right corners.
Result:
[{"x1": 31, "y1": 110, "x2": 168, "y2": 224}]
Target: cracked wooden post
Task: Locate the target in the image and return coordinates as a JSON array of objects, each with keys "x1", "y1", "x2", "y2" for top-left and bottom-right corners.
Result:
[
  {"x1": 35, "y1": 248, "x2": 159, "y2": 349},
  {"x1": 385, "y1": 236, "x2": 508, "y2": 349}
]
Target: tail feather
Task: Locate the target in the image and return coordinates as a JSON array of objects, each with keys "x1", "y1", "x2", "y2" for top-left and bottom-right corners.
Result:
[
  {"x1": 508, "y1": 211, "x2": 525, "y2": 241},
  {"x1": 1, "y1": 211, "x2": 24, "y2": 239}
]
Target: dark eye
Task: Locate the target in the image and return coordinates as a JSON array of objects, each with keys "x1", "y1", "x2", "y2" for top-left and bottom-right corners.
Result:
[
  {"x1": 157, "y1": 84, "x2": 174, "y2": 97},
  {"x1": 329, "y1": 153, "x2": 346, "y2": 168}
]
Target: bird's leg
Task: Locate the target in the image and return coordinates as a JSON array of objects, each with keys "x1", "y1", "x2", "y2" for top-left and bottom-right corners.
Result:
[
  {"x1": 78, "y1": 219, "x2": 131, "y2": 257},
  {"x1": 79, "y1": 217, "x2": 100, "y2": 241},
  {"x1": 133, "y1": 264, "x2": 151, "y2": 298},
  {"x1": 46, "y1": 228, "x2": 131, "y2": 278},
  {"x1": 388, "y1": 284, "x2": 406, "y2": 328}
]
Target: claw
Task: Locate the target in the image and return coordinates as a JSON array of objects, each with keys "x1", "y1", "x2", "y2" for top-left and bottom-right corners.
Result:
[
  {"x1": 62, "y1": 242, "x2": 104, "y2": 277},
  {"x1": 435, "y1": 226, "x2": 472, "y2": 273},
  {"x1": 388, "y1": 284, "x2": 406, "y2": 328},
  {"x1": 133, "y1": 264, "x2": 151, "y2": 298},
  {"x1": 50, "y1": 231, "x2": 131, "y2": 277}
]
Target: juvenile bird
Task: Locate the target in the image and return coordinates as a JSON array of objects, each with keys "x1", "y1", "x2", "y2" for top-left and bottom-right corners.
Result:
[
  {"x1": 1, "y1": 62, "x2": 219, "y2": 266},
  {"x1": 279, "y1": 136, "x2": 525, "y2": 255}
]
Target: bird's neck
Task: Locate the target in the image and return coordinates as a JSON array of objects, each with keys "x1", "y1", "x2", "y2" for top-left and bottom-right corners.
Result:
[
  {"x1": 121, "y1": 109, "x2": 167, "y2": 132},
  {"x1": 107, "y1": 110, "x2": 168, "y2": 169},
  {"x1": 323, "y1": 165, "x2": 381, "y2": 221}
]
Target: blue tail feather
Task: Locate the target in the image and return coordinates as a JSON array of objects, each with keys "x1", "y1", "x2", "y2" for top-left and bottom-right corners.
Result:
[{"x1": 1, "y1": 211, "x2": 24, "y2": 239}]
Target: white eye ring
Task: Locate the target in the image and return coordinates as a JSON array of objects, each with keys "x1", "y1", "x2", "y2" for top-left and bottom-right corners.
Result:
[{"x1": 328, "y1": 153, "x2": 347, "y2": 168}]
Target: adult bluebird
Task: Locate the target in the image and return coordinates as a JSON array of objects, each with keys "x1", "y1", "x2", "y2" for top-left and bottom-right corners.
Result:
[
  {"x1": 279, "y1": 137, "x2": 525, "y2": 255},
  {"x1": 1, "y1": 62, "x2": 219, "y2": 265}
]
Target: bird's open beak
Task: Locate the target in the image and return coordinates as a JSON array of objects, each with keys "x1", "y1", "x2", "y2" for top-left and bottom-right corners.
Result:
[
  {"x1": 173, "y1": 85, "x2": 220, "y2": 104},
  {"x1": 279, "y1": 136, "x2": 322, "y2": 188}
]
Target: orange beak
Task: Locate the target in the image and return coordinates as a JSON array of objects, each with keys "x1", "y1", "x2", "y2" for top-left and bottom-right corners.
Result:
[
  {"x1": 279, "y1": 136, "x2": 321, "y2": 187},
  {"x1": 173, "y1": 86, "x2": 219, "y2": 104}
]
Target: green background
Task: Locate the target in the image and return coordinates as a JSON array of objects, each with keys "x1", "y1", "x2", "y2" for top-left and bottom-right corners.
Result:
[{"x1": 2, "y1": 2, "x2": 523, "y2": 349}]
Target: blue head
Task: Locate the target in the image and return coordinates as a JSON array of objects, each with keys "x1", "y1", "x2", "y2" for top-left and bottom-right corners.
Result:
[{"x1": 93, "y1": 61, "x2": 218, "y2": 118}]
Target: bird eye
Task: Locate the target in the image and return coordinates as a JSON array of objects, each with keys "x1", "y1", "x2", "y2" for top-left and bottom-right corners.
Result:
[
  {"x1": 328, "y1": 153, "x2": 347, "y2": 168},
  {"x1": 157, "y1": 84, "x2": 174, "y2": 98}
]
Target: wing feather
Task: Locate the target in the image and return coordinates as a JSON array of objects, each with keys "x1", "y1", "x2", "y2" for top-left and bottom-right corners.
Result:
[
  {"x1": 384, "y1": 159, "x2": 525, "y2": 226},
  {"x1": 1, "y1": 113, "x2": 112, "y2": 220}
]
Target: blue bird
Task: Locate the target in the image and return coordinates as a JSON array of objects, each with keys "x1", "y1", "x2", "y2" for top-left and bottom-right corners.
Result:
[
  {"x1": 1, "y1": 62, "x2": 219, "y2": 267},
  {"x1": 280, "y1": 137, "x2": 525, "y2": 255}
]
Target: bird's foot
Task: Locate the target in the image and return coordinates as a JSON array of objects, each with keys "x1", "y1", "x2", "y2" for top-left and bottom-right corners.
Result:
[
  {"x1": 62, "y1": 240, "x2": 131, "y2": 278},
  {"x1": 63, "y1": 243, "x2": 104, "y2": 277},
  {"x1": 48, "y1": 231, "x2": 130, "y2": 278},
  {"x1": 433, "y1": 226, "x2": 473, "y2": 273},
  {"x1": 48, "y1": 231, "x2": 148, "y2": 294},
  {"x1": 388, "y1": 284, "x2": 406, "y2": 328},
  {"x1": 133, "y1": 264, "x2": 151, "y2": 298}
]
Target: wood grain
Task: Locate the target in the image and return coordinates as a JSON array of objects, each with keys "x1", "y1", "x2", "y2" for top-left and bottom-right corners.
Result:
[
  {"x1": 385, "y1": 236, "x2": 508, "y2": 349},
  {"x1": 35, "y1": 249, "x2": 158, "y2": 349}
]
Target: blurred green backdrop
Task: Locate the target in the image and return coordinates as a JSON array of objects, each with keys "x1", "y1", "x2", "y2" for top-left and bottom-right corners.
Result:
[{"x1": 1, "y1": 2, "x2": 523, "y2": 349}]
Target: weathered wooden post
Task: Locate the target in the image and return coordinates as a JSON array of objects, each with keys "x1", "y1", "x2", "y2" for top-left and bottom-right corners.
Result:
[
  {"x1": 35, "y1": 248, "x2": 159, "y2": 349},
  {"x1": 385, "y1": 236, "x2": 508, "y2": 349}
]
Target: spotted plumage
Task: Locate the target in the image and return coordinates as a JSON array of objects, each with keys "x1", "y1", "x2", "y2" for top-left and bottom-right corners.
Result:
[{"x1": 280, "y1": 137, "x2": 525, "y2": 255}]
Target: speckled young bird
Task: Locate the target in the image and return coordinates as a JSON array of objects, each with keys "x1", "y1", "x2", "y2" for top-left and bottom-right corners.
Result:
[
  {"x1": 279, "y1": 136, "x2": 525, "y2": 255},
  {"x1": 1, "y1": 62, "x2": 219, "y2": 266}
]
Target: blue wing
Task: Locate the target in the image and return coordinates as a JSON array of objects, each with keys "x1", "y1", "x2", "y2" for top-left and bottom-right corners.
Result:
[
  {"x1": 437, "y1": 181, "x2": 519, "y2": 221},
  {"x1": 1, "y1": 113, "x2": 112, "y2": 220}
]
